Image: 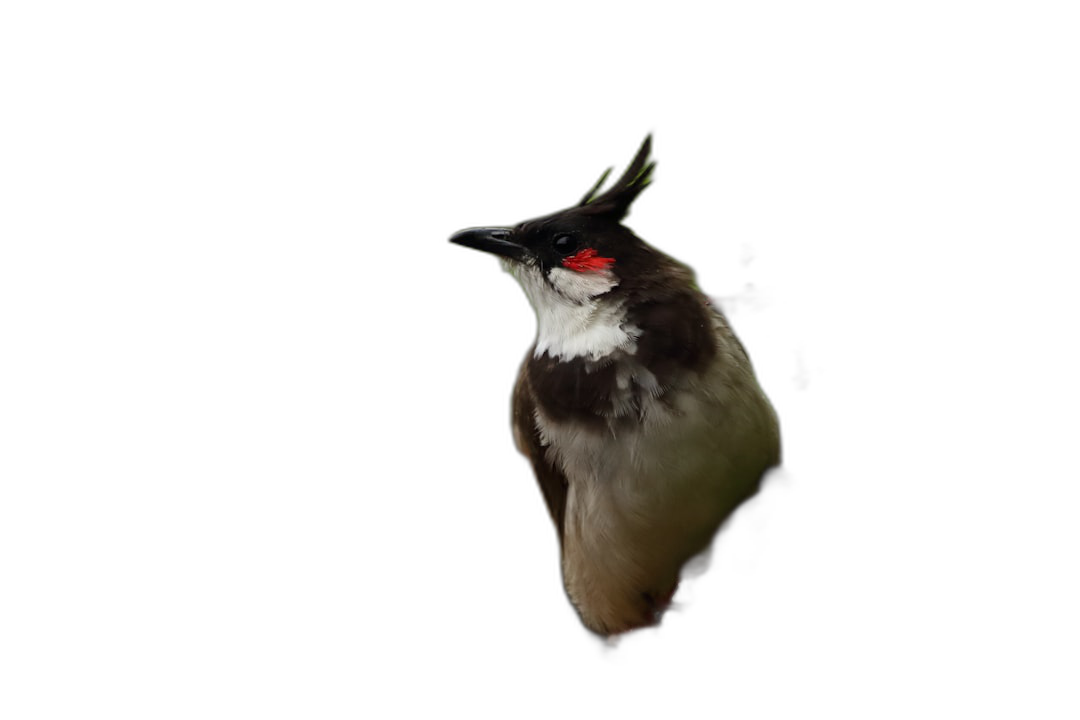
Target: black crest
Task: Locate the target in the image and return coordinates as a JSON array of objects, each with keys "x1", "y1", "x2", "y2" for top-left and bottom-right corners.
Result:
[{"x1": 577, "y1": 135, "x2": 655, "y2": 221}]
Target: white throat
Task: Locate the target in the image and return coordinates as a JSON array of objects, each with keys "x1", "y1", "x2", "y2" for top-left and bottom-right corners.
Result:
[{"x1": 506, "y1": 261, "x2": 638, "y2": 362}]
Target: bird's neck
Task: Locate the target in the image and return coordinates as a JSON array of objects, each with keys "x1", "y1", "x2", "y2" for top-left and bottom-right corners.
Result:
[
  {"x1": 508, "y1": 262, "x2": 636, "y2": 362},
  {"x1": 533, "y1": 295, "x2": 637, "y2": 362}
]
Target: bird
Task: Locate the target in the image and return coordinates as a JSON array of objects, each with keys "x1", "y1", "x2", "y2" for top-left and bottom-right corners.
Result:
[{"x1": 449, "y1": 136, "x2": 781, "y2": 636}]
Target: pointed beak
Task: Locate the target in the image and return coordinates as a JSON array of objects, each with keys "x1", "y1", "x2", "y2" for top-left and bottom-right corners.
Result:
[{"x1": 449, "y1": 227, "x2": 526, "y2": 262}]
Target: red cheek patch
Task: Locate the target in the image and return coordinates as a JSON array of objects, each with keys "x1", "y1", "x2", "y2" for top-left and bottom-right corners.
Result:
[{"x1": 562, "y1": 248, "x2": 615, "y2": 273}]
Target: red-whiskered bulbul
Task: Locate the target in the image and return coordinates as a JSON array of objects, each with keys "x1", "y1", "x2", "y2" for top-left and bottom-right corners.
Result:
[{"x1": 450, "y1": 136, "x2": 781, "y2": 636}]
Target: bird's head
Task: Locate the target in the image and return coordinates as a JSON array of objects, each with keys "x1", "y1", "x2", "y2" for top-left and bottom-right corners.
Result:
[{"x1": 447, "y1": 134, "x2": 665, "y2": 313}]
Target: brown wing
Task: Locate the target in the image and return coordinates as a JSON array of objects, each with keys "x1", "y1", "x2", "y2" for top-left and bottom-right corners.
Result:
[{"x1": 512, "y1": 363, "x2": 569, "y2": 543}]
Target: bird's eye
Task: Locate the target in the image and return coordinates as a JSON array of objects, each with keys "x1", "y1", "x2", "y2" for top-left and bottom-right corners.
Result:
[{"x1": 552, "y1": 234, "x2": 579, "y2": 256}]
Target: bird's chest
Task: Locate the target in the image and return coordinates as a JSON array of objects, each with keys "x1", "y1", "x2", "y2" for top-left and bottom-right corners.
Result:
[
  {"x1": 534, "y1": 382, "x2": 717, "y2": 529},
  {"x1": 535, "y1": 382, "x2": 730, "y2": 630},
  {"x1": 529, "y1": 346, "x2": 721, "y2": 496},
  {"x1": 526, "y1": 339, "x2": 736, "y2": 580},
  {"x1": 524, "y1": 328, "x2": 746, "y2": 624}
]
